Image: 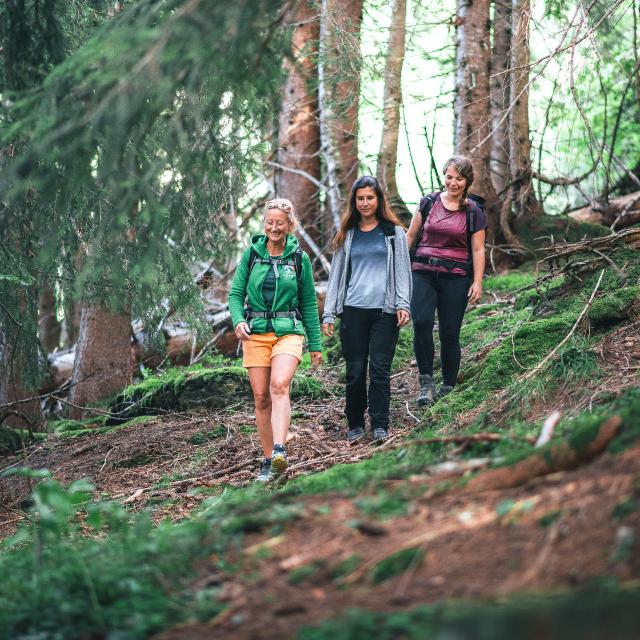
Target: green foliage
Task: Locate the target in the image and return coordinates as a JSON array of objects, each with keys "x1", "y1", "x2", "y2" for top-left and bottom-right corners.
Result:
[
  {"x1": 370, "y1": 547, "x2": 424, "y2": 584},
  {"x1": 298, "y1": 583, "x2": 640, "y2": 640},
  {"x1": 0, "y1": 0, "x2": 289, "y2": 379}
]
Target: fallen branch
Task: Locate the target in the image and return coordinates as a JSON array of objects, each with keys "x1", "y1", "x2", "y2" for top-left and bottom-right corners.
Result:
[{"x1": 465, "y1": 415, "x2": 621, "y2": 493}]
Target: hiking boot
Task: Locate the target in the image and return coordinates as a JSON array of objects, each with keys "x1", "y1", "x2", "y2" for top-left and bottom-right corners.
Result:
[
  {"x1": 372, "y1": 427, "x2": 388, "y2": 442},
  {"x1": 347, "y1": 426, "x2": 365, "y2": 443},
  {"x1": 271, "y1": 446, "x2": 288, "y2": 475},
  {"x1": 256, "y1": 459, "x2": 273, "y2": 483},
  {"x1": 417, "y1": 374, "x2": 436, "y2": 406},
  {"x1": 438, "y1": 385, "x2": 454, "y2": 399}
]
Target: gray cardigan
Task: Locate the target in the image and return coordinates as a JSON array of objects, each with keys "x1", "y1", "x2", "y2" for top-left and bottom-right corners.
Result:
[{"x1": 322, "y1": 225, "x2": 413, "y2": 323}]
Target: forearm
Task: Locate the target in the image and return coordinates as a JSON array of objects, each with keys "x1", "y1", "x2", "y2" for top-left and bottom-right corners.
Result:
[{"x1": 472, "y1": 247, "x2": 485, "y2": 284}]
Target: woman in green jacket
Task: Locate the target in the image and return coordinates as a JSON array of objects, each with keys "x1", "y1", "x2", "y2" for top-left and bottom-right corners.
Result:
[{"x1": 228, "y1": 199, "x2": 323, "y2": 482}]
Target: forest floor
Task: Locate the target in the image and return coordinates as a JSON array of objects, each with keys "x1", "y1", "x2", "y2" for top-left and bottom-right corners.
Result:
[{"x1": 1, "y1": 253, "x2": 640, "y2": 639}]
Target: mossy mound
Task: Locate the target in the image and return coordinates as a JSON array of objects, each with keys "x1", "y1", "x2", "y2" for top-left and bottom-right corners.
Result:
[
  {"x1": 0, "y1": 427, "x2": 46, "y2": 456},
  {"x1": 107, "y1": 365, "x2": 324, "y2": 424}
]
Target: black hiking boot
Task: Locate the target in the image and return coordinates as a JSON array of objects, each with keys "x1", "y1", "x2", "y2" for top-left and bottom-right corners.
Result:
[
  {"x1": 417, "y1": 374, "x2": 436, "y2": 406},
  {"x1": 347, "y1": 426, "x2": 365, "y2": 443},
  {"x1": 256, "y1": 459, "x2": 273, "y2": 483},
  {"x1": 271, "y1": 445, "x2": 288, "y2": 475},
  {"x1": 372, "y1": 427, "x2": 388, "y2": 442},
  {"x1": 438, "y1": 385, "x2": 454, "y2": 399}
]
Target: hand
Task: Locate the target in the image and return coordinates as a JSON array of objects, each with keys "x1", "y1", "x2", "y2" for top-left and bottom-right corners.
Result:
[
  {"x1": 234, "y1": 322, "x2": 252, "y2": 341},
  {"x1": 321, "y1": 322, "x2": 334, "y2": 337},
  {"x1": 468, "y1": 282, "x2": 483, "y2": 305},
  {"x1": 396, "y1": 309, "x2": 410, "y2": 327},
  {"x1": 310, "y1": 351, "x2": 323, "y2": 368}
]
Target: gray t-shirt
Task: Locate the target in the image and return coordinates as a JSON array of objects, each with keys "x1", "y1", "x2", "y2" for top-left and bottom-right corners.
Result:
[{"x1": 344, "y1": 225, "x2": 387, "y2": 309}]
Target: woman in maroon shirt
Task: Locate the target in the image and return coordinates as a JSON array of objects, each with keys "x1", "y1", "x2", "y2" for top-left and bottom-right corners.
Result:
[{"x1": 405, "y1": 155, "x2": 487, "y2": 405}]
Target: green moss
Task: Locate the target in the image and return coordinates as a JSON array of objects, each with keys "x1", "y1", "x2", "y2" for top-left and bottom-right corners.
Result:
[
  {"x1": 611, "y1": 498, "x2": 638, "y2": 520},
  {"x1": 0, "y1": 427, "x2": 46, "y2": 455},
  {"x1": 287, "y1": 560, "x2": 326, "y2": 585},
  {"x1": 589, "y1": 286, "x2": 640, "y2": 326},
  {"x1": 538, "y1": 510, "x2": 562, "y2": 527},
  {"x1": 329, "y1": 554, "x2": 362, "y2": 581},
  {"x1": 355, "y1": 490, "x2": 408, "y2": 520},
  {"x1": 483, "y1": 271, "x2": 535, "y2": 293},
  {"x1": 108, "y1": 365, "x2": 324, "y2": 423},
  {"x1": 370, "y1": 547, "x2": 424, "y2": 584}
]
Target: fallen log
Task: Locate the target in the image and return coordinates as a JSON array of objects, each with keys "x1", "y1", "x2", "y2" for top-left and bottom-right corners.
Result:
[
  {"x1": 568, "y1": 191, "x2": 640, "y2": 230},
  {"x1": 465, "y1": 415, "x2": 621, "y2": 492}
]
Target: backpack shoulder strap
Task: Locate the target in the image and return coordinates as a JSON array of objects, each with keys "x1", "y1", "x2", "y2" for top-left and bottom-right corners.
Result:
[
  {"x1": 294, "y1": 247, "x2": 303, "y2": 293},
  {"x1": 419, "y1": 192, "x2": 438, "y2": 226},
  {"x1": 247, "y1": 248, "x2": 258, "y2": 275},
  {"x1": 380, "y1": 222, "x2": 396, "y2": 258}
]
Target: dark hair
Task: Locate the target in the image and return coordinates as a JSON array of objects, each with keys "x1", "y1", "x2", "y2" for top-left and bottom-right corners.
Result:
[
  {"x1": 333, "y1": 176, "x2": 403, "y2": 248},
  {"x1": 442, "y1": 155, "x2": 474, "y2": 207}
]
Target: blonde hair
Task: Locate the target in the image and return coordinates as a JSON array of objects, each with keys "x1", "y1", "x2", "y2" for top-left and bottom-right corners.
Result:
[{"x1": 264, "y1": 198, "x2": 298, "y2": 231}]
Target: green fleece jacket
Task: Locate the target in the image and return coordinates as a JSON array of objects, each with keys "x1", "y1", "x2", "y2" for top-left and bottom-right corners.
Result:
[{"x1": 228, "y1": 234, "x2": 322, "y2": 352}]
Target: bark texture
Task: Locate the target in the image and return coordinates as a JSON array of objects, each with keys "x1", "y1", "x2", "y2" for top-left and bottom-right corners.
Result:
[
  {"x1": 454, "y1": 0, "x2": 497, "y2": 209},
  {"x1": 376, "y1": 0, "x2": 410, "y2": 223},
  {"x1": 319, "y1": 0, "x2": 363, "y2": 234},
  {"x1": 68, "y1": 305, "x2": 133, "y2": 418},
  {"x1": 509, "y1": 0, "x2": 543, "y2": 219},
  {"x1": 276, "y1": 1, "x2": 322, "y2": 246},
  {"x1": 490, "y1": 0, "x2": 511, "y2": 196}
]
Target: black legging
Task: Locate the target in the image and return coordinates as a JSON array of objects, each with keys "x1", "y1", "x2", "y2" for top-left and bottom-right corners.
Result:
[{"x1": 410, "y1": 270, "x2": 470, "y2": 387}]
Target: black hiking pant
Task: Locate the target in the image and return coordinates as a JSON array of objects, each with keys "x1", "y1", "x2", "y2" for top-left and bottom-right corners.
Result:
[
  {"x1": 410, "y1": 270, "x2": 471, "y2": 387},
  {"x1": 339, "y1": 306, "x2": 399, "y2": 431}
]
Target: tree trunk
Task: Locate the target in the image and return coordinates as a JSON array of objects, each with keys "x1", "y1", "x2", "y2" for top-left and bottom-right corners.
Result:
[
  {"x1": 454, "y1": 0, "x2": 498, "y2": 211},
  {"x1": 318, "y1": 0, "x2": 363, "y2": 236},
  {"x1": 509, "y1": 0, "x2": 543, "y2": 219},
  {"x1": 276, "y1": 0, "x2": 322, "y2": 248},
  {"x1": 68, "y1": 305, "x2": 133, "y2": 419},
  {"x1": 0, "y1": 299, "x2": 41, "y2": 429},
  {"x1": 376, "y1": 0, "x2": 410, "y2": 224},
  {"x1": 38, "y1": 285, "x2": 61, "y2": 353},
  {"x1": 490, "y1": 0, "x2": 511, "y2": 196}
]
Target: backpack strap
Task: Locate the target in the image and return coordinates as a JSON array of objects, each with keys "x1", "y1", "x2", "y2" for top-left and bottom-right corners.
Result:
[
  {"x1": 245, "y1": 246, "x2": 304, "y2": 322},
  {"x1": 380, "y1": 221, "x2": 396, "y2": 258},
  {"x1": 410, "y1": 193, "x2": 438, "y2": 258}
]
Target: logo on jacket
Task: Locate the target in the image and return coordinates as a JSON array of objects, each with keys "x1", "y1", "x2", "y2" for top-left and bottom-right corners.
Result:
[{"x1": 283, "y1": 265, "x2": 296, "y2": 279}]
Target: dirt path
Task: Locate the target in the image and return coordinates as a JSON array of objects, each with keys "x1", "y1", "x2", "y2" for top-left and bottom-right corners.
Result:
[
  {"x1": 0, "y1": 367, "x2": 420, "y2": 537},
  {"x1": 154, "y1": 445, "x2": 640, "y2": 639}
]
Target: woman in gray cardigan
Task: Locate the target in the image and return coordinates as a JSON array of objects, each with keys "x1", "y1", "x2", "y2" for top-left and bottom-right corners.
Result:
[{"x1": 322, "y1": 176, "x2": 412, "y2": 442}]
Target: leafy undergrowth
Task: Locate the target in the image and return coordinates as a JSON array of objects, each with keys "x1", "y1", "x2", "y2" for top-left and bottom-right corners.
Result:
[{"x1": 1, "y1": 248, "x2": 640, "y2": 639}]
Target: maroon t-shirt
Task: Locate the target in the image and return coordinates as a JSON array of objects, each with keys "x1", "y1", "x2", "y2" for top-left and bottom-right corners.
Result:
[{"x1": 412, "y1": 194, "x2": 487, "y2": 276}]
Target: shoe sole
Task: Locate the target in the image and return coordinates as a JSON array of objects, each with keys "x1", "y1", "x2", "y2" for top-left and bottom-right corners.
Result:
[
  {"x1": 372, "y1": 431, "x2": 388, "y2": 442},
  {"x1": 271, "y1": 454, "x2": 288, "y2": 474}
]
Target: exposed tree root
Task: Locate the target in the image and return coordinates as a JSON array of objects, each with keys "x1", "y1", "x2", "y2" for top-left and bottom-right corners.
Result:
[{"x1": 465, "y1": 415, "x2": 621, "y2": 492}]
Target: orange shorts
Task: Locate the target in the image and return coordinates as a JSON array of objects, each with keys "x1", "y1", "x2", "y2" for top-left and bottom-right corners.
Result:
[{"x1": 242, "y1": 332, "x2": 304, "y2": 368}]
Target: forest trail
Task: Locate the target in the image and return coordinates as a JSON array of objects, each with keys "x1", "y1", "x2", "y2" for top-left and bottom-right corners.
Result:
[{"x1": 0, "y1": 365, "x2": 418, "y2": 537}]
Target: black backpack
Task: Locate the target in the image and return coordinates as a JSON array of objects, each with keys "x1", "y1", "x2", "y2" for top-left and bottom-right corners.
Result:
[{"x1": 410, "y1": 192, "x2": 486, "y2": 276}]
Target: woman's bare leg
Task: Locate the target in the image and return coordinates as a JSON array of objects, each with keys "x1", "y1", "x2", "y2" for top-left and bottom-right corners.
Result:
[
  {"x1": 269, "y1": 354, "x2": 299, "y2": 447},
  {"x1": 247, "y1": 366, "x2": 272, "y2": 458}
]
